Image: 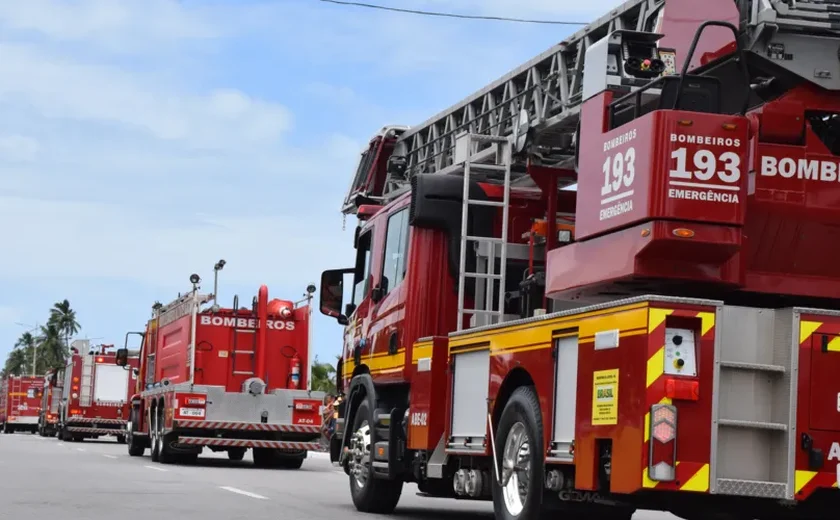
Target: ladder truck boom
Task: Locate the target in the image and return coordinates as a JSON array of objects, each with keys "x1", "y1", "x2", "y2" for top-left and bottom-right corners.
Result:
[{"x1": 343, "y1": 0, "x2": 840, "y2": 215}]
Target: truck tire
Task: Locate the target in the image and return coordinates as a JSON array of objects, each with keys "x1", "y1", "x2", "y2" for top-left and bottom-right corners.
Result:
[
  {"x1": 127, "y1": 409, "x2": 145, "y2": 456},
  {"x1": 228, "y1": 448, "x2": 246, "y2": 461},
  {"x1": 348, "y1": 399, "x2": 403, "y2": 514},
  {"x1": 157, "y1": 407, "x2": 176, "y2": 464},
  {"x1": 492, "y1": 385, "x2": 545, "y2": 520},
  {"x1": 150, "y1": 408, "x2": 161, "y2": 463},
  {"x1": 116, "y1": 435, "x2": 127, "y2": 444},
  {"x1": 276, "y1": 454, "x2": 305, "y2": 469}
]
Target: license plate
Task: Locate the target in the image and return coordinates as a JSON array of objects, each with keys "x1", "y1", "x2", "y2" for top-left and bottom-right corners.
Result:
[{"x1": 179, "y1": 407, "x2": 205, "y2": 418}]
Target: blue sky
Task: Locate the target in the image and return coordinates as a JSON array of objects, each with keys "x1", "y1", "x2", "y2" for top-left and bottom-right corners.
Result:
[{"x1": 0, "y1": 0, "x2": 619, "y2": 368}]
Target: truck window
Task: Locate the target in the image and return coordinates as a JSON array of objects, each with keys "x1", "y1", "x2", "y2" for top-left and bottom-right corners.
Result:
[
  {"x1": 381, "y1": 208, "x2": 409, "y2": 295},
  {"x1": 353, "y1": 230, "x2": 373, "y2": 304}
]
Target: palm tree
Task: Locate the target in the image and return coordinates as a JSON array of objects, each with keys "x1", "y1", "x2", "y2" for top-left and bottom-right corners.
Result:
[
  {"x1": 49, "y1": 299, "x2": 80, "y2": 351},
  {"x1": 13, "y1": 332, "x2": 37, "y2": 375},
  {"x1": 310, "y1": 356, "x2": 337, "y2": 393},
  {"x1": 37, "y1": 323, "x2": 67, "y2": 372},
  {"x1": 2, "y1": 347, "x2": 29, "y2": 377}
]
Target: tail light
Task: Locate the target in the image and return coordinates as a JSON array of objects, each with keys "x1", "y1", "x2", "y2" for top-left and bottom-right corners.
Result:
[{"x1": 648, "y1": 403, "x2": 677, "y2": 482}]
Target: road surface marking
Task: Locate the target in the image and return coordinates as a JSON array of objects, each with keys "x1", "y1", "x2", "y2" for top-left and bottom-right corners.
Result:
[
  {"x1": 219, "y1": 486, "x2": 268, "y2": 500},
  {"x1": 76, "y1": 448, "x2": 86, "y2": 452},
  {"x1": 144, "y1": 465, "x2": 168, "y2": 472},
  {"x1": 57, "y1": 443, "x2": 64, "y2": 447},
  {"x1": 103, "y1": 454, "x2": 117, "y2": 459}
]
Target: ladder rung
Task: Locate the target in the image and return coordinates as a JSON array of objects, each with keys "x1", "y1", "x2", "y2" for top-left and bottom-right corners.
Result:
[
  {"x1": 465, "y1": 199, "x2": 505, "y2": 208},
  {"x1": 467, "y1": 163, "x2": 506, "y2": 172},
  {"x1": 464, "y1": 236, "x2": 504, "y2": 244},
  {"x1": 463, "y1": 273, "x2": 503, "y2": 280},
  {"x1": 461, "y1": 309, "x2": 503, "y2": 315}
]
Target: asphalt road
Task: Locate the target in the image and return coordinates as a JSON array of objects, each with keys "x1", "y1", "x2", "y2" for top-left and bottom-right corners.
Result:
[{"x1": 0, "y1": 432, "x2": 683, "y2": 520}]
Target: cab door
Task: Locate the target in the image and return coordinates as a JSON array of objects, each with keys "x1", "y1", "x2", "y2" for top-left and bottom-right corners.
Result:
[{"x1": 809, "y1": 333, "x2": 840, "y2": 431}]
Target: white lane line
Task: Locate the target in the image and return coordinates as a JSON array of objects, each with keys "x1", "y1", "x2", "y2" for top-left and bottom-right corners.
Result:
[
  {"x1": 219, "y1": 486, "x2": 268, "y2": 500},
  {"x1": 57, "y1": 443, "x2": 64, "y2": 447},
  {"x1": 76, "y1": 448, "x2": 86, "y2": 452},
  {"x1": 103, "y1": 454, "x2": 118, "y2": 459},
  {"x1": 144, "y1": 465, "x2": 168, "y2": 472}
]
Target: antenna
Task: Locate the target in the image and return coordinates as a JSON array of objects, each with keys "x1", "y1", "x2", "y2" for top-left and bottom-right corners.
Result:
[{"x1": 213, "y1": 259, "x2": 226, "y2": 309}]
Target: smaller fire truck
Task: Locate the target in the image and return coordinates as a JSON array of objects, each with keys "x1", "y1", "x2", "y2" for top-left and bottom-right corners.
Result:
[
  {"x1": 0, "y1": 375, "x2": 43, "y2": 434},
  {"x1": 38, "y1": 369, "x2": 61, "y2": 437},
  {"x1": 116, "y1": 260, "x2": 325, "y2": 467},
  {"x1": 57, "y1": 340, "x2": 139, "y2": 443}
]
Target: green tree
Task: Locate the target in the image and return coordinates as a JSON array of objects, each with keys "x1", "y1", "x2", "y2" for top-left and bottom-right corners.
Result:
[
  {"x1": 1, "y1": 344, "x2": 30, "y2": 378},
  {"x1": 310, "y1": 355, "x2": 337, "y2": 394},
  {"x1": 36, "y1": 322, "x2": 67, "y2": 373},
  {"x1": 49, "y1": 299, "x2": 80, "y2": 349}
]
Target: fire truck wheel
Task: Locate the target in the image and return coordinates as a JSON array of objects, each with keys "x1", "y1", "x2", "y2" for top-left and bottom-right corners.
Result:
[
  {"x1": 228, "y1": 448, "x2": 246, "y2": 461},
  {"x1": 116, "y1": 435, "x2": 126, "y2": 444},
  {"x1": 348, "y1": 399, "x2": 403, "y2": 514},
  {"x1": 150, "y1": 409, "x2": 161, "y2": 462},
  {"x1": 492, "y1": 385, "x2": 545, "y2": 520}
]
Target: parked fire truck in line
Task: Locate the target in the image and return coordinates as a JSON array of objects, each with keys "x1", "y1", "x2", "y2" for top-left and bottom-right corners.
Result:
[
  {"x1": 116, "y1": 260, "x2": 325, "y2": 468},
  {"x1": 56, "y1": 340, "x2": 139, "y2": 443},
  {"x1": 1, "y1": 375, "x2": 43, "y2": 434},
  {"x1": 38, "y1": 368, "x2": 61, "y2": 437},
  {"x1": 320, "y1": 0, "x2": 840, "y2": 519}
]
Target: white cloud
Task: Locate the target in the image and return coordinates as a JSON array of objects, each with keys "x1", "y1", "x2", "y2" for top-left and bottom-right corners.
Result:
[
  {"x1": 0, "y1": 195, "x2": 355, "y2": 291},
  {"x1": 0, "y1": 44, "x2": 292, "y2": 150},
  {"x1": 0, "y1": 0, "x2": 218, "y2": 52},
  {"x1": 0, "y1": 135, "x2": 39, "y2": 163}
]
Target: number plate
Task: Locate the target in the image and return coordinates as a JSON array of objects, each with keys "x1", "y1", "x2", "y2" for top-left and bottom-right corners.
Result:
[{"x1": 178, "y1": 407, "x2": 205, "y2": 418}]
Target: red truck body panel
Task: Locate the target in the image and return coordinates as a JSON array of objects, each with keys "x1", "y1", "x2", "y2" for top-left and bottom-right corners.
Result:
[
  {"x1": 59, "y1": 347, "x2": 139, "y2": 440},
  {"x1": 128, "y1": 285, "x2": 324, "y2": 463},
  {"x1": 1, "y1": 376, "x2": 44, "y2": 432}
]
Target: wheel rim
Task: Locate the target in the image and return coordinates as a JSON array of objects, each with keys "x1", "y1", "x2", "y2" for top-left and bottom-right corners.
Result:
[
  {"x1": 501, "y1": 422, "x2": 531, "y2": 517},
  {"x1": 348, "y1": 420, "x2": 371, "y2": 489}
]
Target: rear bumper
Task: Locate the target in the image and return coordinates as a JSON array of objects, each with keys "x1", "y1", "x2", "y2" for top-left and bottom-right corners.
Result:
[
  {"x1": 8, "y1": 416, "x2": 38, "y2": 425},
  {"x1": 66, "y1": 417, "x2": 127, "y2": 427},
  {"x1": 66, "y1": 426, "x2": 125, "y2": 436},
  {"x1": 177, "y1": 436, "x2": 321, "y2": 450}
]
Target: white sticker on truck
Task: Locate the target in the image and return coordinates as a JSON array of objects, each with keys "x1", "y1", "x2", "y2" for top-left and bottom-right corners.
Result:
[
  {"x1": 199, "y1": 315, "x2": 295, "y2": 331},
  {"x1": 179, "y1": 408, "x2": 205, "y2": 418}
]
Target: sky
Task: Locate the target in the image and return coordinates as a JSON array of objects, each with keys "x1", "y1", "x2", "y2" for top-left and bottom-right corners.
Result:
[{"x1": 0, "y1": 0, "x2": 623, "y2": 370}]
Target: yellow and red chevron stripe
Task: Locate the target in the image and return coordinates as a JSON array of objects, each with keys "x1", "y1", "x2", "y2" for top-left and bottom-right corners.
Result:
[
  {"x1": 641, "y1": 306, "x2": 715, "y2": 493},
  {"x1": 794, "y1": 469, "x2": 839, "y2": 498}
]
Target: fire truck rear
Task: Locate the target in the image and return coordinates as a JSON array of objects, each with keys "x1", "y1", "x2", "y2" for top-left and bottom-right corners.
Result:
[
  {"x1": 38, "y1": 369, "x2": 61, "y2": 437},
  {"x1": 117, "y1": 260, "x2": 325, "y2": 467},
  {"x1": 57, "y1": 340, "x2": 139, "y2": 443},
  {"x1": 320, "y1": 1, "x2": 840, "y2": 519},
  {"x1": 1, "y1": 375, "x2": 43, "y2": 434}
]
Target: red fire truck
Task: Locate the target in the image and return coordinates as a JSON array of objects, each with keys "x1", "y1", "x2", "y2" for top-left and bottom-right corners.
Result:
[
  {"x1": 57, "y1": 341, "x2": 139, "y2": 443},
  {"x1": 38, "y1": 369, "x2": 61, "y2": 437},
  {"x1": 319, "y1": 1, "x2": 840, "y2": 519},
  {"x1": 1, "y1": 375, "x2": 43, "y2": 434},
  {"x1": 116, "y1": 260, "x2": 325, "y2": 468}
]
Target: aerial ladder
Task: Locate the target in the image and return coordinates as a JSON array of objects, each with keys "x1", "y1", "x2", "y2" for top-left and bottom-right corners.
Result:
[{"x1": 340, "y1": 0, "x2": 840, "y2": 314}]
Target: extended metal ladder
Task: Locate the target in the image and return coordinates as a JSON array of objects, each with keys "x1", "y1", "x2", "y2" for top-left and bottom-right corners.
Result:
[
  {"x1": 80, "y1": 354, "x2": 94, "y2": 407},
  {"x1": 456, "y1": 133, "x2": 512, "y2": 331},
  {"x1": 10, "y1": 378, "x2": 21, "y2": 416}
]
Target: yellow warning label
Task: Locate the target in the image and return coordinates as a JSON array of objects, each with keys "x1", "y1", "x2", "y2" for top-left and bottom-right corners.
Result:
[{"x1": 592, "y1": 369, "x2": 618, "y2": 425}]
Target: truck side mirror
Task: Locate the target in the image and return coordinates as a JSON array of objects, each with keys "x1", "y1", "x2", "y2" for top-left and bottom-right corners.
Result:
[
  {"x1": 320, "y1": 268, "x2": 354, "y2": 323},
  {"x1": 115, "y1": 348, "x2": 128, "y2": 367}
]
